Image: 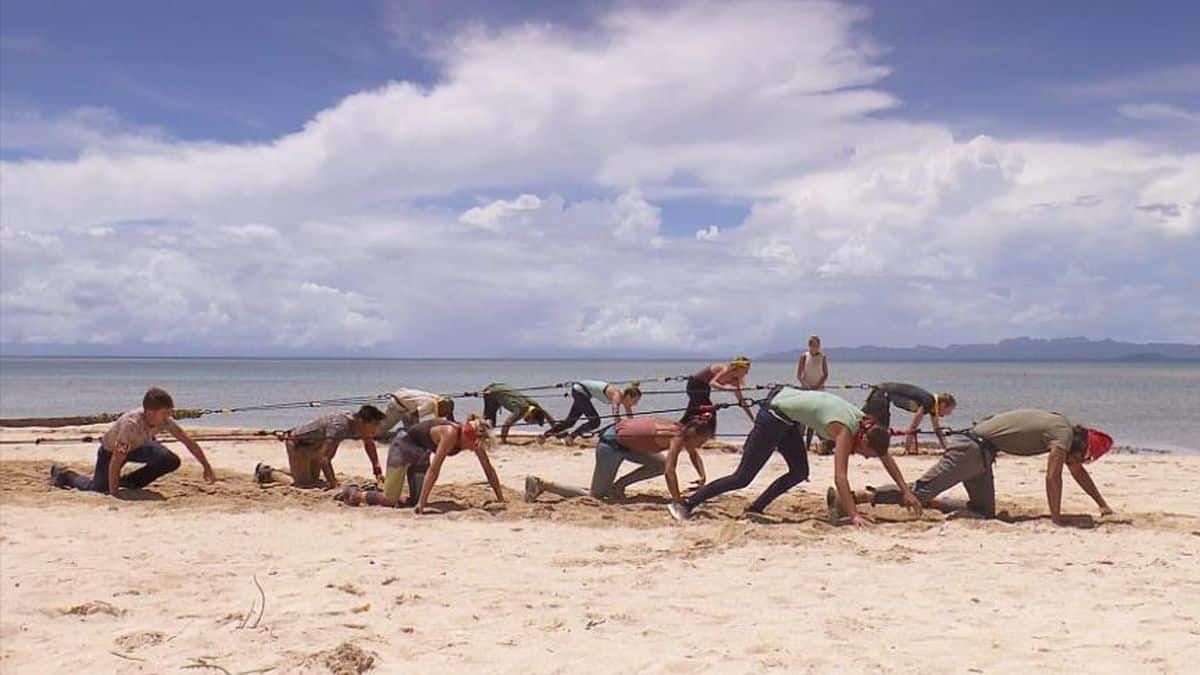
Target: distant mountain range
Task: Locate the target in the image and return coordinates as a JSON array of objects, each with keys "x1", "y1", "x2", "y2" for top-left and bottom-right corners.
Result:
[{"x1": 760, "y1": 337, "x2": 1200, "y2": 362}]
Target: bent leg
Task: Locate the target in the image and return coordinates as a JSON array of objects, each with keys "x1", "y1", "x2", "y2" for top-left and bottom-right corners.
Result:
[
  {"x1": 612, "y1": 451, "x2": 667, "y2": 492},
  {"x1": 685, "y1": 407, "x2": 784, "y2": 509},
  {"x1": 747, "y1": 423, "x2": 809, "y2": 513},
  {"x1": 119, "y1": 441, "x2": 181, "y2": 489},
  {"x1": 872, "y1": 439, "x2": 986, "y2": 506}
]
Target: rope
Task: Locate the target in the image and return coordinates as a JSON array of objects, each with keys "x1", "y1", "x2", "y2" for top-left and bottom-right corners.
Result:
[{"x1": 502, "y1": 398, "x2": 763, "y2": 429}]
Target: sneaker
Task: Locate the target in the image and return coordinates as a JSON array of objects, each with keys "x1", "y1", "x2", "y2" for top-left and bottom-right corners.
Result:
[
  {"x1": 254, "y1": 463, "x2": 274, "y2": 485},
  {"x1": 667, "y1": 502, "x2": 692, "y2": 522},
  {"x1": 334, "y1": 484, "x2": 361, "y2": 504},
  {"x1": 743, "y1": 510, "x2": 780, "y2": 525},
  {"x1": 49, "y1": 464, "x2": 68, "y2": 488},
  {"x1": 826, "y1": 486, "x2": 842, "y2": 524},
  {"x1": 524, "y1": 475, "x2": 543, "y2": 503}
]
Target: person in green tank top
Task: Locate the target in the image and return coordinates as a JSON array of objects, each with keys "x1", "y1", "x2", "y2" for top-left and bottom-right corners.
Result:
[
  {"x1": 539, "y1": 380, "x2": 643, "y2": 445},
  {"x1": 668, "y1": 387, "x2": 921, "y2": 525}
]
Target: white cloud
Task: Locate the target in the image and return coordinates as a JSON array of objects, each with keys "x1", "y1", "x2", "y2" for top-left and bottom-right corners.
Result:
[
  {"x1": 459, "y1": 194, "x2": 542, "y2": 230},
  {"x1": 1117, "y1": 102, "x2": 1200, "y2": 124},
  {"x1": 1, "y1": 1, "x2": 1198, "y2": 355}
]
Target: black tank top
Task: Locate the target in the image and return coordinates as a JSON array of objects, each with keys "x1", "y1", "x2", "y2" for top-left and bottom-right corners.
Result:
[
  {"x1": 405, "y1": 419, "x2": 455, "y2": 451},
  {"x1": 878, "y1": 382, "x2": 936, "y2": 413}
]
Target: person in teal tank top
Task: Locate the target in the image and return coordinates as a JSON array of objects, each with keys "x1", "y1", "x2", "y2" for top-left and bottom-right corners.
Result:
[
  {"x1": 669, "y1": 387, "x2": 922, "y2": 526},
  {"x1": 540, "y1": 380, "x2": 643, "y2": 444}
]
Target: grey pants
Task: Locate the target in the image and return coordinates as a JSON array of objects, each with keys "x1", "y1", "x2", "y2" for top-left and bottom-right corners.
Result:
[
  {"x1": 542, "y1": 427, "x2": 666, "y2": 500},
  {"x1": 591, "y1": 438, "x2": 666, "y2": 499},
  {"x1": 872, "y1": 437, "x2": 996, "y2": 517}
]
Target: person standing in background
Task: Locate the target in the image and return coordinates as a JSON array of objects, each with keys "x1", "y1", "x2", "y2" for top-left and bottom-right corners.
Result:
[{"x1": 796, "y1": 335, "x2": 829, "y2": 452}]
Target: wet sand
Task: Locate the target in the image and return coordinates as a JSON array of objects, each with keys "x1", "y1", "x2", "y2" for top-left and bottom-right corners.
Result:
[{"x1": 2, "y1": 426, "x2": 1198, "y2": 673}]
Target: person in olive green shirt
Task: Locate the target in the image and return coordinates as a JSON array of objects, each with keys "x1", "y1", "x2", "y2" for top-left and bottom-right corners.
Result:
[
  {"x1": 481, "y1": 383, "x2": 556, "y2": 443},
  {"x1": 855, "y1": 408, "x2": 1114, "y2": 524}
]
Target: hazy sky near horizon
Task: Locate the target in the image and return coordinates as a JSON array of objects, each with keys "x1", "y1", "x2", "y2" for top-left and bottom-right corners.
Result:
[{"x1": 2, "y1": 0, "x2": 1198, "y2": 356}]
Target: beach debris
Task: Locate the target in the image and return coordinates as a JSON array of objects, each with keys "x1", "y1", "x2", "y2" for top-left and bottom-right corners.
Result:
[
  {"x1": 62, "y1": 600, "x2": 124, "y2": 617},
  {"x1": 236, "y1": 575, "x2": 266, "y2": 630}
]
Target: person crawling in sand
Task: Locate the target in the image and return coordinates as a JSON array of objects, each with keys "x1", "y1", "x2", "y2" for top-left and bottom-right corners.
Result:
[
  {"x1": 862, "y1": 382, "x2": 957, "y2": 453},
  {"x1": 51, "y1": 387, "x2": 216, "y2": 495},
  {"x1": 680, "y1": 357, "x2": 755, "y2": 428},
  {"x1": 669, "y1": 387, "x2": 921, "y2": 526},
  {"x1": 481, "y1": 382, "x2": 556, "y2": 443},
  {"x1": 335, "y1": 416, "x2": 503, "y2": 513},
  {"x1": 255, "y1": 405, "x2": 384, "y2": 489},
  {"x1": 377, "y1": 386, "x2": 456, "y2": 438},
  {"x1": 538, "y1": 379, "x2": 643, "y2": 445},
  {"x1": 523, "y1": 408, "x2": 716, "y2": 504},
  {"x1": 839, "y1": 408, "x2": 1114, "y2": 525}
]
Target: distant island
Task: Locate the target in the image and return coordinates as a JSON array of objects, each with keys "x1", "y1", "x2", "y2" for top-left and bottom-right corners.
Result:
[{"x1": 760, "y1": 337, "x2": 1200, "y2": 362}]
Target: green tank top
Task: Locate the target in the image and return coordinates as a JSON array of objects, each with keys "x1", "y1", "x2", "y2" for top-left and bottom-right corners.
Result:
[
  {"x1": 770, "y1": 388, "x2": 862, "y2": 438},
  {"x1": 577, "y1": 380, "x2": 611, "y2": 402}
]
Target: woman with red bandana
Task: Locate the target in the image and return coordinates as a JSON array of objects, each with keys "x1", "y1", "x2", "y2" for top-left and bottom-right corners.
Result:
[
  {"x1": 335, "y1": 415, "x2": 503, "y2": 513},
  {"x1": 850, "y1": 409, "x2": 1114, "y2": 524}
]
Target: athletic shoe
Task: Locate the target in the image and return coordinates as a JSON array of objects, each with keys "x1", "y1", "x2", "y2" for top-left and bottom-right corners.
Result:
[
  {"x1": 524, "y1": 475, "x2": 543, "y2": 503},
  {"x1": 254, "y1": 463, "x2": 274, "y2": 485},
  {"x1": 667, "y1": 502, "x2": 692, "y2": 522},
  {"x1": 334, "y1": 484, "x2": 361, "y2": 504},
  {"x1": 825, "y1": 486, "x2": 842, "y2": 524},
  {"x1": 49, "y1": 464, "x2": 68, "y2": 488},
  {"x1": 743, "y1": 510, "x2": 780, "y2": 525}
]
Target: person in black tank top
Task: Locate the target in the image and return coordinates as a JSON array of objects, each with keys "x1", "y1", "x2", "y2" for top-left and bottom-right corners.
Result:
[
  {"x1": 336, "y1": 417, "x2": 506, "y2": 513},
  {"x1": 862, "y1": 383, "x2": 957, "y2": 452}
]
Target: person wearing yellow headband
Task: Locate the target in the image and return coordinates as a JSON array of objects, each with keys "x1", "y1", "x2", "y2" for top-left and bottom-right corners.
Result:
[
  {"x1": 377, "y1": 387, "x2": 456, "y2": 438},
  {"x1": 861, "y1": 383, "x2": 957, "y2": 453},
  {"x1": 481, "y1": 383, "x2": 556, "y2": 443},
  {"x1": 680, "y1": 357, "x2": 755, "y2": 428}
]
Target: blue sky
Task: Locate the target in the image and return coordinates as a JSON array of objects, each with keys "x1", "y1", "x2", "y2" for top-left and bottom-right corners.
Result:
[{"x1": 1, "y1": 1, "x2": 1197, "y2": 356}]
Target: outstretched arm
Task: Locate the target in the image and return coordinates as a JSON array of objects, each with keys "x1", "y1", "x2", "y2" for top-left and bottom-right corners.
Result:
[
  {"x1": 416, "y1": 433, "x2": 458, "y2": 512},
  {"x1": 500, "y1": 410, "x2": 521, "y2": 443},
  {"x1": 1067, "y1": 462, "x2": 1112, "y2": 515},
  {"x1": 361, "y1": 437, "x2": 383, "y2": 484},
  {"x1": 1045, "y1": 444, "x2": 1067, "y2": 523},
  {"x1": 832, "y1": 425, "x2": 870, "y2": 526},
  {"x1": 879, "y1": 452, "x2": 921, "y2": 516},
  {"x1": 930, "y1": 412, "x2": 948, "y2": 449},
  {"x1": 686, "y1": 446, "x2": 707, "y2": 486},
  {"x1": 475, "y1": 448, "x2": 506, "y2": 503},
  {"x1": 168, "y1": 421, "x2": 215, "y2": 482}
]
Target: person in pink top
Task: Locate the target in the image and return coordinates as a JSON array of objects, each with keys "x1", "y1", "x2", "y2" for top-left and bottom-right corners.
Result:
[{"x1": 523, "y1": 409, "x2": 716, "y2": 503}]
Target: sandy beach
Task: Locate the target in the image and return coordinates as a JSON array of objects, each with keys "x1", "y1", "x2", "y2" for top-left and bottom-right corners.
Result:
[{"x1": 1, "y1": 425, "x2": 1198, "y2": 674}]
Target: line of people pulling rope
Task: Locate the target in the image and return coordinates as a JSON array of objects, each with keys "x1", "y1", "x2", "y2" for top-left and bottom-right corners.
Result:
[{"x1": 48, "y1": 355, "x2": 1116, "y2": 526}]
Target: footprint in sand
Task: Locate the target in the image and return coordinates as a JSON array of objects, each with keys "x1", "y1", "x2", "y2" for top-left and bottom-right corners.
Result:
[{"x1": 114, "y1": 630, "x2": 166, "y2": 651}]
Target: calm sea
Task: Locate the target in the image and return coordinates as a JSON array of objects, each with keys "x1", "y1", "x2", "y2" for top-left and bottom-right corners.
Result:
[{"x1": 1, "y1": 358, "x2": 1196, "y2": 453}]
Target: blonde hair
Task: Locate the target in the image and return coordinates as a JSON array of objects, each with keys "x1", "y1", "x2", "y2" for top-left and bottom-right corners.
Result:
[
  {"x1": 729, "y1": 356, "x2": 752, "y2": 370},
  {"x1": 463, "y1": 413, "x2": 495, "y2": 451}
]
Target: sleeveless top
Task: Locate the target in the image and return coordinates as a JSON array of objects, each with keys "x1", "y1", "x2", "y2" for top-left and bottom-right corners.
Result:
[
  {"x1": 389, "y1": 419, "x2": 458, "y2": 466},
  {"x1": 614, "y1": 417, "x2": 679, "y2": 454},
  {"x1": 691, "y1": 365, "x2": 717, "y2": 384},
  {"x1": 576, "y1": 380, "x2": 612, "y2": 402},
  {"x1": 798, "y1": 352, "x2": 826, "y2": 388},
  {"x1": 877, "y1": 382, "x2": 936, "y2": 414}
]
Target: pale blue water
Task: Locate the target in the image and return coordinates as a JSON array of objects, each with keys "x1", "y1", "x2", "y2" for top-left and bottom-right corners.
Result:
[{"x1": 1, "y1": 357, "x2": 1197, "y2": 453}]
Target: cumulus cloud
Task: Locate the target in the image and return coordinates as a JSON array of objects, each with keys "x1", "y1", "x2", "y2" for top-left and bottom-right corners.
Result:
[{"x1": 1, "y1": 0, "x2": 1198, "y2": 355}]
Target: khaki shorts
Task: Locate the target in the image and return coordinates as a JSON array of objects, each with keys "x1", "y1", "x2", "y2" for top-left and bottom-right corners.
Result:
[{"x1": 287, "y1": 442, "x2": 326, "y2": 486}]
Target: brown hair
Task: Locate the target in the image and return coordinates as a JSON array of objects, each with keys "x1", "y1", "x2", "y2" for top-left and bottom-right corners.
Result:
[
  {"x1": 435, "y1": 397, "x2": 456, "y2": 420},
  {"x1": 936, "y1": 393, "x2": 957, "y2": 409},
  {"x1": 866, "y1": 426, "x2": 890, "y2": 455},
  {"x1": 354, "y1": 405, "x2": 385, "y2": 424},
  {"x1": 142, "y1": 387, "x2": 175, "y2": 411},
  {"x1": 622, "y1": 380, "x2": 642, "y2": 402}
]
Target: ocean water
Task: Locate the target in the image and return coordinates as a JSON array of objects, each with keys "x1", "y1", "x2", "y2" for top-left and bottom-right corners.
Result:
[{"x1": 1, "y1": 357, "x2": 1197, "y2": 453}]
